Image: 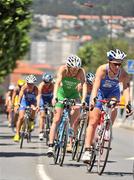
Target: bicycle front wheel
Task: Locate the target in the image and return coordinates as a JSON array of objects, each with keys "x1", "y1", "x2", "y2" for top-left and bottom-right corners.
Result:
[
  {"x1": 20, "y1": 131, "x2": 25, "y2": 149},
  {"x1": 76, "y1": 120, "x2": 87, "y2": 162},
  {"x1": 97, "y1": 123, "x2": 112, "y2": 175},
  {"x1": 54, "y1": 141, "x2": 60, "y2": 164},
  {"x1": 58, "y1": 126, "x2": 68, "y2": 166},
  {"x1": 72, "y1": 138, "x2": 78, "y2": 160}
]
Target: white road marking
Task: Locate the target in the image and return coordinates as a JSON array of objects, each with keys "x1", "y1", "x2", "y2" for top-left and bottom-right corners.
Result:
[
  {"x1": 37, "y1": 164, "x2": 52, "y2": 180},
  {"x1": 37, "y1": 139, "x2": 52, "y2": 180},
  {"x1": 125, "y1": 157, "x2": 134, "y2": 160}
]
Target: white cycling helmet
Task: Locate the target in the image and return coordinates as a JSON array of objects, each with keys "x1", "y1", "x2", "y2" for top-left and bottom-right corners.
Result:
[
  {"x1": 66, "y1": 54, "x2": 82, "y2": 68},
  {"x1": 86, "y1": 72, "x2": 95, "y2": 85},
  {"x1": 25, "y1": 74, "x2": 37, "y2": 84},
  {"x1": 8, "y1": 84, "x2": 15, "y2": 90},
  {"x1": 107, "y1": 49, "x2": 127, "y2": 61}
]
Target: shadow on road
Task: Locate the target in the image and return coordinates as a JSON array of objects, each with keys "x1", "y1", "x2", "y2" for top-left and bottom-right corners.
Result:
[
  {"x1": 104, "y1": 171, "x2": 133, "y2": 177},
  {"x1": 0, "y1": 151, "x2": 47, "y2": 158}
]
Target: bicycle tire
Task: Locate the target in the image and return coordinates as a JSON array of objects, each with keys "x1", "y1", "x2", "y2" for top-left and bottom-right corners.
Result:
[
  {"x1": 54, "y1": 141, "x2": 60, "y2": 164},
  {"x1": 27, "y1": 131, "x2": 31, "y2": 143},
  {"x1": 76, "y1": 120, "x2": 87, "y2": 162},
  {"x1": 72, "y1": 138, "x2": 78, "y2": 160},
  {"x1": 54, "y1": 118, "x2": 65, "y2": 164},
  {"x1": 20, "y1": 131, "x2": 25, "y2": 149},
  {"x1": 97, "y1": 122, "x2": 112, "y2": 175},
  {"x1": 58, "y1": 126, "x2": 68, "y2": 166},
  {"x1": 45, "y1": 115, "x2": 51, "y2": 146},
  {"x1": 87, "y1": 152, "x2": 96, "y2": 172}
]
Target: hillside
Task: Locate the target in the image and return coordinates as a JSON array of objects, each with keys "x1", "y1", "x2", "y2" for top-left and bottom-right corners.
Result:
[{"x1": 31, "y1": 0, "x2": 134, "y2": 17}]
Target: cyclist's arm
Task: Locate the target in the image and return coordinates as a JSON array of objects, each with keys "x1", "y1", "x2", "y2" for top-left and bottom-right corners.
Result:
[
  {"x1": 90, "y1": 65, "x2": 105, "y2": 102},
  {"x1": 80, "y1": 68, "x2": 87, "y2": 103},
  {"x1": 53, "y1": 66, "x2": 63, "y2": 100},
  {"x1": 121, "y1": 70, "x2": 131, "y2": 105},
  {"x1": 18, "y1": 85, "x2": 26, "y2": 105},
  {"x1": 37, "y1": 84, "x2": 42, "y2": 107},
  {"x1": 5, "y1": 92, "x2": 9, "y2": 106}
]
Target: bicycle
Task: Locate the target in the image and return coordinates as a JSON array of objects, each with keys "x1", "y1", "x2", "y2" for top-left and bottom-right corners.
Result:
[
  {"x1": 87, "y1": 99, "x2": 123, "y2": 175},
  {"x1": 54, "y1": 98, "x2": 80, "y2": 166},
  {"x1": 20, "y1": 106, "x2": 33, "y2": 149},
  {"x1": 41, "y1": 103, "x2": 53, "y2": 145},
  {"x1": 72, "y1": 106, "x2": 88, "y2": 162}
]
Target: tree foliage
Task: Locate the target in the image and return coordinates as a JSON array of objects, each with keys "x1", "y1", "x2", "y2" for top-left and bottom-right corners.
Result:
[
  {"x1": 0, "y1": 0, "x2": 32, "y2": 82},
  {"x1": 77, "y1": 38, "x2": 134, "y2": 73}
]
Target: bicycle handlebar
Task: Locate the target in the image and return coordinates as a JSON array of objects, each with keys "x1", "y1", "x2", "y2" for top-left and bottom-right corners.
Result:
[
  {"x1": 56, "y1": 98, "x2": 87, "y2": 109},
  {"x1": 98, "y1": 99, "x2": 125, "y2": 107}
]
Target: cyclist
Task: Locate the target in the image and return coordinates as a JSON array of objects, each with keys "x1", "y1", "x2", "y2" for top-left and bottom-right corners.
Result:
[
  {"x1": 37, "y1": 72, "x2": 54, "y2": 141},
  {"x1": 72, "y1": 72, "x2": 95, "y2": 141},
  {"x1": 12, "y1": 79, "x2": 26, "y2": 128},
  {"x1": 85, "y1": 72, "x2": 95, "y2": 106},
  {"x1": 5, "y1": 84, "x2": 15, "y2": 127},
  {"x1": 13, "y1": 74, "x2": 38, "y2": 142},
  {"x1": 47, "y1": 54, "x2": 87, "y2": 156},
  {"x1": 82, "y1": 49, "x2": 132, "y2": 162}
]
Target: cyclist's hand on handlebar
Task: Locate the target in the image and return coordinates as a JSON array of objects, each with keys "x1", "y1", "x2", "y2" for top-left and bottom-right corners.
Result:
[
  {"x1": 90, "y1": 97, "x2": 97, "y2": 111},
  {"x1": 107, "y1": 99, "x2": 117, "y2": 108},
  {"x1": 81, "y1": 101, "x2": 87, "y2": 109},
  {"x1": 36, "y1": 106, "x2": 40, "y2": 112},
  {"x1": 126, "y1": 102, "x2": 132, "y2": 114}
]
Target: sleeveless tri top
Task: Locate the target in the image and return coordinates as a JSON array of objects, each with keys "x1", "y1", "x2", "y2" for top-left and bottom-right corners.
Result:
[
  {"x1": 57, "y1": 77, "x2": 80, "y2": 98},
  {"x1": 100, "y1": 64, "x2": 120, "y2": 92}
]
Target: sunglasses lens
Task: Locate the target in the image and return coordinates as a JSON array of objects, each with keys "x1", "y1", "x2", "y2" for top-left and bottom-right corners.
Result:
[{"x1": 111, "y1": 63, "x2": 121, "y2": 66}]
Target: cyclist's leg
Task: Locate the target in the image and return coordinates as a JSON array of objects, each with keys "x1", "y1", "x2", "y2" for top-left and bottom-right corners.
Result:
[
  {"x1": 49, "y1": 107, "x2": 63, "y2": 144},
  {"x1": 13, "y1": 95, "x2": 19, "y2": 128},
  {"x1": 14, "y1": 109, "x2": 25, "y2": 141},
  {"x1": 82, "y1": 92, "x2": 102, "y2": 162},
  {"x1": 38, "y1": 110, "x2": 45, "y2": 140},
  {"x1": 7, "y1": 105, "x2": 12, "y2": 127},
  {"x1": 13, "y1": 106, "x2": 19, "y2": 128},
  {"x1": 13, "y1": 98, "x2": 27, "y2": 141},
  {"x1": 108, "y1": 87, "x2": 120, "y2": 123},
  {"x1": 47, "y1": 106, "x2": 63, "y2": 156},
  {"x1": 67, "y1": 105, "x2": 81, "y2": 152}
]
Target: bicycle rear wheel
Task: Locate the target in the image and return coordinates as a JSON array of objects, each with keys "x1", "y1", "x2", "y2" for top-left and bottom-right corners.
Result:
[{"x1": 97, "y1": 123, "x2": 112, "y2": 175}]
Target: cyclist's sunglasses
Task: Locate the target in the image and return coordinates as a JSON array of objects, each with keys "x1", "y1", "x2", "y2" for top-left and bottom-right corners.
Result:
[
  {"x1": 43, "y1": 80, "x2": 51, "y2": 84},
  {"x1": 27, "y1": 83, "x2": 34, "y2": 85},
  {"x1": 110, "y1": 62, "x2": 121, "y2": 67}
]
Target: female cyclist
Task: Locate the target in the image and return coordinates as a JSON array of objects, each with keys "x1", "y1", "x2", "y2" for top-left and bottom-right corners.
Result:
[{"x1": 47, "y1": 54, "x2": 87, "y2": 156}]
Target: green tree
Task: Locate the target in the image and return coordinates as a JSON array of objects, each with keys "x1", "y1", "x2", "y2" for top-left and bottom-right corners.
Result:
[
  {"x1": 0, "y1": 0, "x2": 32, "y2": 82},
  {"x1": 77, "y1": 38, "x2": 133, "y2": 73}
]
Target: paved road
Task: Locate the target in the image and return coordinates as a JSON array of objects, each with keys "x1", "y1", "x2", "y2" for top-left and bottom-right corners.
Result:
[{"x1": 0, "y1": 114, "x2": 134, "y2": 180}]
